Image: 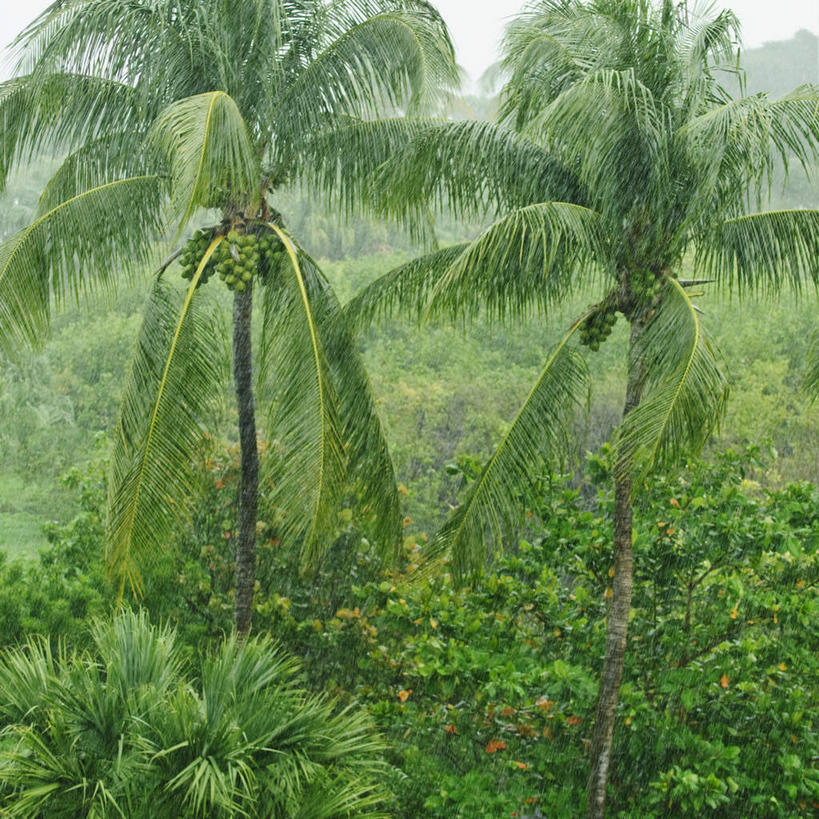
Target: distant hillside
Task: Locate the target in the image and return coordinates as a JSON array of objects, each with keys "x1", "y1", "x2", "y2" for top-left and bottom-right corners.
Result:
[{"x1": 740, "y1": 29, "x2": 818, "y2": 97}]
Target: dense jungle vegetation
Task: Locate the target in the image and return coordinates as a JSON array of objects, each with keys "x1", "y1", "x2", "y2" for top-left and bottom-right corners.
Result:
[{"x1": 0, "y1": 2, "x2": 817, "y2": 817}]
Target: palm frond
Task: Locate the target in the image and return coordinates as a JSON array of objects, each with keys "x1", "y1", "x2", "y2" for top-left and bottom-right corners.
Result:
[
  {"x1": 679, "y1": 6, "x2": 739, "y2": 61},
  {"x1": 370, "y1": 119, "x2": 584, "y2": 226},
  {"x1": 0, "y1": 637, "x2": 61, "y2": 727},
  {"x1": 0, "y1": 175, "x2": 163, "y2": 354},
  {"x1": 345, "y1": 243, "x2": 470, "y2": 329},
  {"x1": 679, "y1": 89, "x2": 819, "y2": 203},
  {"x1": 294, "y1": 250, "x2": 402, "y2": 557},
  {"x1": 617, "y1": 278, "x2": 728, "y2": 482},
  {"x1": 0, "y1": 72, "x2": 145, "y2": 193},
  {"x1": 106, "y1": 241, "x2": 227, "y2": 598},
  {"x1": 525, "y1": 68, "x2": 668, "y2": 217},
  {"x1": 500, "y1": 0, "x2": 634, "y2": 127},
  {"x1": 37, "y1": 131, "x2": 152, "y2": 215},
  {"x1": 428, "y1": 322, "x2": 590, "y2": 579},
  {"x1": 258, "y1": 227, "x2": 345, "y2": 571},
  {"x1": 150, "y1": 91, "x2": 260, "y2": 233},
  {"x1": 12, "y1": 0, "x2": 197, "y2": 102},
  {"x1": 274, "y1": 8, "x2": 458, "y2": 144},
  {"x1": 296, "y1": 117, "x2": 428, "y2": 227},
  {"x1": 695, "y1": 210, "x2": 819, "y2": 294},
  {"x1": 426, "y1": 201, "x2": 607, "y2": 322}
]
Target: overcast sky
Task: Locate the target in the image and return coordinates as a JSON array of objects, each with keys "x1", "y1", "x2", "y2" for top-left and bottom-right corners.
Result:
[{"x1": 1, "y1": 0, "x2": 817, "y2": 85}]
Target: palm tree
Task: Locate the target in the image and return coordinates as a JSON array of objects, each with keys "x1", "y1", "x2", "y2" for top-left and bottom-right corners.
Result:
[
  {"x1": 0, "y1": 0, "x2": 458, "y2": 633},
  {"x1": 337, "y1": 1, "x2": 819, "y2": 814},
  {"x1": 0, "y1": 609, "x2": 389, "y2": 817}
]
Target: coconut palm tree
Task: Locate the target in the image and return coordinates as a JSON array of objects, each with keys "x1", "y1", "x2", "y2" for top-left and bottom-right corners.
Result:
[
  {"x1": 335, "y1": 1, "x2": 819, "y2": 814},
  {"x1": 0, "y1": 609, "x2": 389, "y2": 817},
  {"x1": 0, "y1": 0, "x2": 458, "y2": 633}
]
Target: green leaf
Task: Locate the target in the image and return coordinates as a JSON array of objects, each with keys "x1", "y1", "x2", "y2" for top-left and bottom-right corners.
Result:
[
  {"x1": 617, "y1": 279, "x2": 729, "y2": 482},
  {"x1": 428, "y1": 322, "x2": 590, "y2": 578},
  {"x1": 258, "y1": 227, "x2": 345, "y2": 571},
  {"x1": 426, "y1": 201, "x2": 607, "y2": 322},
  {"x1": 106, "y1": 239, "x2": 227, "y2": 597},
  {"x1": 0, "y1": 175, "x2": 163, "y2": 354},
  {"x1": 695, "y1": 210, "x2": 819, "y2": 294},
  {"x1": 150, "y1": 91, "x2": 259, "y2": 233}
]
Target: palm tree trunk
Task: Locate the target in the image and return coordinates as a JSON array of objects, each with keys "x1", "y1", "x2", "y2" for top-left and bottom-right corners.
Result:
[
  {"x1": 586, "y1": 321, "x2": 644, "y2": 818},
  {"x1": 232, "y1": 283, "x2": 259, "y2": 636}
]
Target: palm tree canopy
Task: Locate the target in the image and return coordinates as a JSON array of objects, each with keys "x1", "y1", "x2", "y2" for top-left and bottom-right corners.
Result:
[
  {"x1": 0, "y1": 0, "x2": 458, "y2": 590},
  {"x1": 347, "y1": 0, "x2": 819, "y2": 575}
]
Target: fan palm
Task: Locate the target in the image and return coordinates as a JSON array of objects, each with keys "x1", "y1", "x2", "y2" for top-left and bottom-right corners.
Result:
[
  {"x1": 0, "y1": 0, "x2": 458, "y2": 633},
  {"x1": 338, "y1": 1, "x2": 819, "y2": 814},
  {"x1": 0, "y1": 609, "x2": 389, "y2": 817}
]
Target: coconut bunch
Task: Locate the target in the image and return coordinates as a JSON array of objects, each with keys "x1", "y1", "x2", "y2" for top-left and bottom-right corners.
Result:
[
  {"x1": 630, "y1": 267, "x2": 667, "y2": 305},
  {"x1": 579, "y1": 297, "x2": 618, "y2": 351},
  {"x1": 179, "y1": 225, "x2": 285, "y2": 290}
]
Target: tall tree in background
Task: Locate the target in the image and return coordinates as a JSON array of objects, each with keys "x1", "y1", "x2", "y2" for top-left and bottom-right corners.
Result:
[
  {"x1": 342, "y1": 1, "x2": 819, "y2": 814},
  {"x1": 0, "y1": 0, "x2": 457, "y2": 633}
]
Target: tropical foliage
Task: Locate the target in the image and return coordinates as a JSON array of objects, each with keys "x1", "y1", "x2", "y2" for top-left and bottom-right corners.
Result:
[
  {"x1": 0, "y1": 610, "x2": 388, "y2": 817},
  {"x1": 1, "y1": 450, "x2": 816, "y2": 817},
  {"x1": 0, "y1": 0, "x2": 458, "y2": 630},
  {"x1": 343, "y1": 0, "x2": 819, "y2": 812}
]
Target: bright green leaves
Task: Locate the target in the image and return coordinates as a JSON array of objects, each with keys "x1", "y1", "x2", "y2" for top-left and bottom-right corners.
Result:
[
  {"x1": 150, "y1": 91, "x2": 259, "y2": 234},
  {"x1": 0, "y1": 175, "x2": 162, "y2": 354},
  {"x1": 107, "y1": 240, "x2": 227, "y2": 597},
  {"x1": 431, "y1": 326, "x2": 589, "y2": 579},
  {"x1": 617, "y1": 279, "x2": 728, "y2": 483},
  {"x1": 0, "y1": 611, "x2": 389, "y2": 817}
]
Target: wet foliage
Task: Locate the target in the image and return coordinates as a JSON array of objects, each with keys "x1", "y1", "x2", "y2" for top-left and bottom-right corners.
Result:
[{"x1": 2, "y1": 447, "x2": 815, "y2": 816}]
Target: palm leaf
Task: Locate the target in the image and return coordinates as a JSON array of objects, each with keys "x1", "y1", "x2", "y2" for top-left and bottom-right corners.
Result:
[
  {"x1": 274, "y1": 8, "x2": 457, "y2": 144},
  {"x1": 426, "y1": 201, "x2": 607, "y2": 321},
  {"x1": 294, "y1": 250, "x2": 402, "y2": 557},
  {"x1": 679, "y1": 89, "x2": 819, "y2": 197},
  {"x1": 0, "y1": 175, "x2": 163, "y2": 354},
  {"x1": 0, "y1": 72, "x2": 145, "y2": 193},
  {"x1": 369, "y1": 119, "x2": 584, "y2": 226},
  {"x1": 150, "y1": 91, "x2": 259, "y2": 233},
  {"x1": 617, "y1": 278, "x2": 728, "y2": 482},
  {"x1": 37, "y1": 131, "x2": 153, "y2": 215},
  {"x1": 258, "y1": 226, "x2": 345, "y2": 571},
  {"x1": 345, "y1": 243, "x2": 469, "y2": 329},
  {"x1": 524, "y1": 69, "x2": 667, "y2": 218},
  {"x1": 296, "y1": 117, "x2": 428, "y2": 228},
  {"x1": 695, "y1": 209, "x2": 819, "y2": 294},
  {"x1": 429, "y1": 322, "x2": 590, "y2": 579},
  {"x1": 106, "y1": 239, "x2": 227, "y2": 597}
]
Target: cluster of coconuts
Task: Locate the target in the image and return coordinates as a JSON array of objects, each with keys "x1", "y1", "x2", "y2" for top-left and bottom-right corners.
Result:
[
  {"x1": 579, "y1": 300, "x2": 618, "y2": 351},
  {"x1": 180, "y1": 224, "x2": 285, "y2": 291},
  {"x1": 630, "y1": 267, "x2": 665, "y2": 305}
]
